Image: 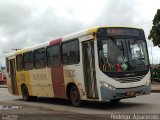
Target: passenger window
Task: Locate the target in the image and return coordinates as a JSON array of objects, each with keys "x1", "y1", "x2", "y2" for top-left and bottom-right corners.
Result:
[
  {"x1": 16, "y1": 54, "x2": 23, "y2": 71},
  {"x1": 34, "y1": 48, "x2": 46, "y2": 69},
  {"x1": 62, "y1": 39, "x2": 79, "y2": 65},
  {"x1": 23, "y1": 52, "x2": 34, "y2": 70},
  {"x1": 47, "y1": 45, "x2": 60, "y2": 67}
]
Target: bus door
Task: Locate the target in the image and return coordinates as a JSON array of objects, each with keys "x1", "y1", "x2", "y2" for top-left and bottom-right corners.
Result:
[
  {"x1": 82, "y1": 40, "x2": 98, "y2": 99},
  {"x1": 9, "y1": 59, "x2": 18, "y2": 94}
]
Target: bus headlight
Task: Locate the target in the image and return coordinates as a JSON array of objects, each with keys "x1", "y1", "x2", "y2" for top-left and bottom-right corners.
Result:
[
  {"x1": 100, "y1": 81, "x2": 116, "y2": 91},
  {"x1": 145, "y1": 79, "x2": 151, "y2": 86}
]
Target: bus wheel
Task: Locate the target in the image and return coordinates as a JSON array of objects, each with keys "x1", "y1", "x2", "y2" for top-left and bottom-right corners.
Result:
[
  {"x1": 110, "y1": 99, "x2": 121, "y2": 104},
  {"x1": 69, "y1": 85, "x2": 81, "y2": 107},
  {"x1": 21, "y1": 85, "x2": 30, "y2": 101}
]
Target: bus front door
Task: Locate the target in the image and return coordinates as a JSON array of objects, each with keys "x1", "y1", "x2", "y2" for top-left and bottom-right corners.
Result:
[
  {"x1": 82, "y1": 40, "x2": 98, "y2": 99},
  {"x1": 9, "y1": 59, "x2": 18, "y2": 94}
]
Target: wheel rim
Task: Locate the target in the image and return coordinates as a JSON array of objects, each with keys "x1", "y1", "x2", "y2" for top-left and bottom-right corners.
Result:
[
  {"x1": 23, "y1": 89, "x2": 27, "y2": 98},
  {"x1": 71, "y1": 91, "x2": 78, "y2": 102},
  {"x1": 70, "y1": 87, "x2": 80, "y2": 106},
  {"x1": 22, "y1": 87, "x2": 28, "y2": 100}
]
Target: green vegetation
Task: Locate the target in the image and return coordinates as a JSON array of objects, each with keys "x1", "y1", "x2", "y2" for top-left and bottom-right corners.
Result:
[
  {"x1": 148, "y1": 9, "x2": 160, "y2": 47},
  {"x1": 151, "y1": 65, "x2": 160, "y2": 81}
]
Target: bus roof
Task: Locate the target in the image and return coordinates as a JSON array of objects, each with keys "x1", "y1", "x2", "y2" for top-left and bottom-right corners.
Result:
[{"x1": 6, "y1": 26, "x2": 143, "y2": 57}]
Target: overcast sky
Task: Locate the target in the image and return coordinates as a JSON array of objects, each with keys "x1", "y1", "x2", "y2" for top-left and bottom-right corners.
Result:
[{"x1": 0, "y1": 0, "x2": 160, "y2": 66}]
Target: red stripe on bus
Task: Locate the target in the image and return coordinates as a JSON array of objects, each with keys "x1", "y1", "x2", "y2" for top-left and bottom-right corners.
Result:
[
  {"x1": 51, "y1": 66, "x2": 66, "y2": 98},
  {"x1": 50, "y1": 38, "x2": 66, "y2": 98},
  {"x1": 50, "y1": 38, "x2": 62, "y2": 45}
]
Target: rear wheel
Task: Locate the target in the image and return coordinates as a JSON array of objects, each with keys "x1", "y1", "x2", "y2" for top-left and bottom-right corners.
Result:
[
  {"x1": 69, "y1": 85, "x2": 81, "y2": 107},
  {"x1": 21, "y1": 85, "x2": 31, "y2": 101}
]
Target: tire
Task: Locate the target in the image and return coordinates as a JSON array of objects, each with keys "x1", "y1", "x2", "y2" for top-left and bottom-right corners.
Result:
[
  {"x1": 110, "y1": 99, "x2": 121, "y2": 104},
  {"x1": 30, "y1": 96, "x2": 37, "y2": 101},
  {"x1": 69, "y1": 85, "x2": 81, "y2": 107},
  {"x1": 21, "y1": 85, "x2": 31, "y2": 101}
]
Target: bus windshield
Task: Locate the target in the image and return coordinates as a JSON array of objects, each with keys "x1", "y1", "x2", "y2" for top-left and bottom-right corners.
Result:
[{"x1": 98, "y1": 38, "x2": 149, "y2": 73}]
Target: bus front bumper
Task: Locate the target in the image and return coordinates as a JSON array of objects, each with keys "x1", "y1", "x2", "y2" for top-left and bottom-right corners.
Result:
[{"x1": 100, "y1": 85, "x2": 151, "y2": 101}]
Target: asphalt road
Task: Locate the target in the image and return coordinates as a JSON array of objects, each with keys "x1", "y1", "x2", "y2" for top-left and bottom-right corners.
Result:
[{"x1": 1, "y1": 87, "x2": 160, "y2": 120}]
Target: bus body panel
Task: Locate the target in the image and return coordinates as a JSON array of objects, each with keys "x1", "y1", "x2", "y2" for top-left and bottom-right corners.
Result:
[
  {"x1": 63, "y1": 64, "x2": 87, "y2": 100},
  {"x1": 100, "y1": 84, "x2": 150, "y2": 101},
  {"x1": 29, "y1": 68, "x2": 54, "y2": 97},
  {"x1": 17, "y1": 70, "x2": 33, "y2": 95},
  {"x1": 97, "y1": 71, "x2": 151, "y2": 101},
  {"x1": 7, "y1": 74, "x2": 12, "y2": 94},
  {"x1": 96, "y1": 69, "x2": 150, "y2": 89}
]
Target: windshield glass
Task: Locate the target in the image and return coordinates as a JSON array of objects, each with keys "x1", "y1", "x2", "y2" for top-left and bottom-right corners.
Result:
[{"x1": 98, "y1": 38, "x2": 149, "y2": 72}]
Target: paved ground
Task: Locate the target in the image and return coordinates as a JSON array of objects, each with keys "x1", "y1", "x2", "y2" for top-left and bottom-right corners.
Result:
[
  {"x1": 1, "y1": 87, "x2": 160, "y2": 120},
  {"x1": 151, "y1": 84, "x2": 160, "y2": 92},
  {"x1": 151, "y1": 80, "x2": 160, "y2": 92}
]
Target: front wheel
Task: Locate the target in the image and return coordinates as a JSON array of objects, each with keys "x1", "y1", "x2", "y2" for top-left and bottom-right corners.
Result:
[
  {"x1": 69, "y1": 85, "x2": 81, "y2": 107},
  {"x1": 110, "y1": 99, "x2": 121, "y2": 104}
]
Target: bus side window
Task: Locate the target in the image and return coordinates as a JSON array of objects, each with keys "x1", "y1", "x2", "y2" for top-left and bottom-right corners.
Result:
[
  {"x1": 34, "y1": 48, "x2": 46, "y2": 69},
  {"x1": 23, "y1": 52, "x2": 34, "y2": 70},
  {"x1": 46, "y1": 45, "x2": 61, "y2": 67},
  {"x1": 16, "y1": 54, "x2": 23, "y2": 71},
  {"x1": 62, "y1": 39, "x2": 79, "y2": 65}
]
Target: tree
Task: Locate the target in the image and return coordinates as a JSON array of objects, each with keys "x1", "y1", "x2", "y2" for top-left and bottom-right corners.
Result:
[{"x1": 148, "y1": 9, "x2": 160, "y2": 47}]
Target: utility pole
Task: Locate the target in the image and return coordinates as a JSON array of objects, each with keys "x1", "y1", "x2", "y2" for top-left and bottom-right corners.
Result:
[{"x1": 12, "y1": 48, "x2": 21, "y2": 51}]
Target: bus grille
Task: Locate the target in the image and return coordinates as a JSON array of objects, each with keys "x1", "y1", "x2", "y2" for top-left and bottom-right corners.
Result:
[{"x1": 112, "y1": 75, "x2": 145, "y2": 83}]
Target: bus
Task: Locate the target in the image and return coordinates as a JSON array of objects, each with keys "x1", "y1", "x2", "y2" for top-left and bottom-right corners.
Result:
[
  {"x1": 5, "y1": 27, "x2": 150, "y2": 106},
  {"x1": 0, "y1": 70, "x2": 7, "y2": 85}
]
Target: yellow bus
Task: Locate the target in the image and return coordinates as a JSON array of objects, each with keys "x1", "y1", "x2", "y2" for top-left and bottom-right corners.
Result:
[{"x1": 5, "y1": 26, "x2": 151, "y2": 106}]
